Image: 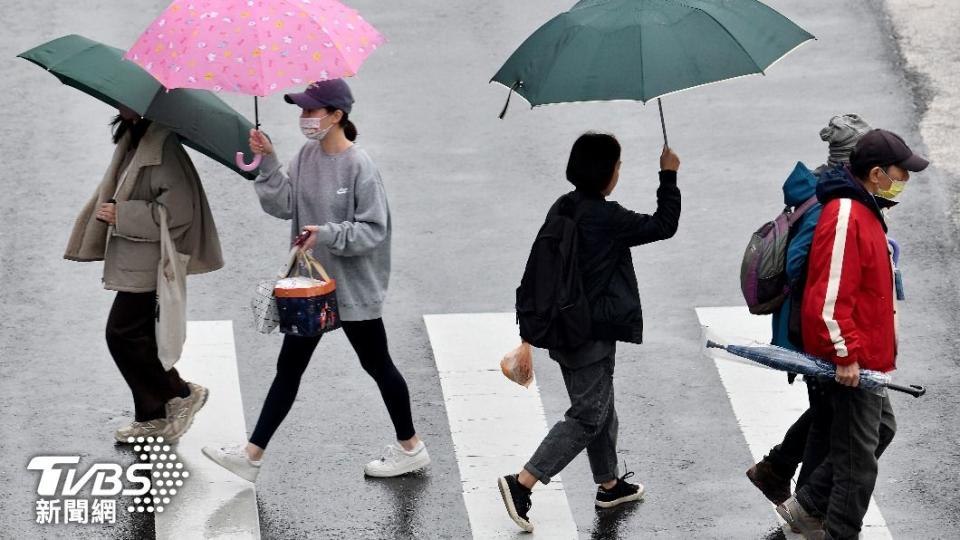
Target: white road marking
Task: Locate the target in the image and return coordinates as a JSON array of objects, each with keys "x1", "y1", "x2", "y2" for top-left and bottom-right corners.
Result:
[
  {"x1": 424, "y1": 313, "x2": 578, "y2": 540},
  {"x1": 696, "y1": 306, "x2": 892, "y2": 539},
  {"x1": 154, "y1": 321, "x2": 261, "y2": 540}
]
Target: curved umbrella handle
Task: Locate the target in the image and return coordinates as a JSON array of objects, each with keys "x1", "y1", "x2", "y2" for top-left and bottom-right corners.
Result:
[
  {"x1": 236, "y1": 151, "x2": 262, "y2": 172},
  {"x1": 886, "y1": 382, "x2": 926, "y2": 398}
]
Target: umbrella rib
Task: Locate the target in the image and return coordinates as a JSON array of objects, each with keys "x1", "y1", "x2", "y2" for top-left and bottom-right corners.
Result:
[
  {"x1": 682, "y1": 5, "x2": 765, "y2": 74},
  {"x1": 282, "y1": 0, "x2": 368, "y2": 83},
  {"x1": 44, "y1": 41, "x2": 101, "y2": 72}
]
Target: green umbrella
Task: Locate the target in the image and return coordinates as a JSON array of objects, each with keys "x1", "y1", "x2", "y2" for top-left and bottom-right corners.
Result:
[
  {"x1": 492, "y1": 0, "x2": 814, "y2": 145},
  {"x1": 18, "y1": 34, "x2": 260, "y2": 180}
]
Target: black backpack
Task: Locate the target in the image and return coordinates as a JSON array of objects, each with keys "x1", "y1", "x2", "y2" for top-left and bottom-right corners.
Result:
[{"x1": 515, "y1": 196, "x2": 593, "y2": 349}]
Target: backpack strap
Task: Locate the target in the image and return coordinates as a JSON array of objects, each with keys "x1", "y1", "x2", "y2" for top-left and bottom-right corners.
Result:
[{"x1": 786, "y1": 195, "x2": 818, "y2": 226}]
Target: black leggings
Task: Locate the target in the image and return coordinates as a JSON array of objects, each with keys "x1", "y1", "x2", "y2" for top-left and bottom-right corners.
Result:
[{"x1": 249, "y1": 318, "x2": 416, "y2": 449}]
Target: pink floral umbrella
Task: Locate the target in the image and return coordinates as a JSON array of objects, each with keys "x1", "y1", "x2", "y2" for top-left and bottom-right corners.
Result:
[{"x1": 126, "y1": 0, "x2": 385, "y2": 171}]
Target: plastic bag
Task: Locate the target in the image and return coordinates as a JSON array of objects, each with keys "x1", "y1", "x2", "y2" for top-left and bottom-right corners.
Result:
[
  {"x1": 252, "y1": 247, "x2": 300, "y2": 334},
  {"x1": 500, "y1": 342, "x2": 534, "y2": 388}
]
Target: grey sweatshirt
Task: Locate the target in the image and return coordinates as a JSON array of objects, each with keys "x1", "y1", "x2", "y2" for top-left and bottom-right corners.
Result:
[{"x1": 255, "y1": 142, "x2": 391, "y2": 321}]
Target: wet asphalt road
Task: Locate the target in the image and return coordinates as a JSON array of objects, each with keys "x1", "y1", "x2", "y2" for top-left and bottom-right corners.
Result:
[{"x1": 2, "y1": 0, "x2": 960, "y2": 538}]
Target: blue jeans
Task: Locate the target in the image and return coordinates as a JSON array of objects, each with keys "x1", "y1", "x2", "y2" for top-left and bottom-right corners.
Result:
[{"x1": 524, "y1": 355, "x2": 619, "y2": 485}]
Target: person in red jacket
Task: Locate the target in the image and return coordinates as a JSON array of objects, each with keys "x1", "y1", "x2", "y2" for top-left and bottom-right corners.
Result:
[{"x1": 777, "y1": 129, "x2": 928, "y2": 540}]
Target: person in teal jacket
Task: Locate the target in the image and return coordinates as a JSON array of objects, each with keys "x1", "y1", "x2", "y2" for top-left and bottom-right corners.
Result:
[
  {"x1": 771, "y1": 162, "x2": 823, "y2": 350},
  {"x1": 747, "y1": 114, "x2": 872, "y2": 515}
]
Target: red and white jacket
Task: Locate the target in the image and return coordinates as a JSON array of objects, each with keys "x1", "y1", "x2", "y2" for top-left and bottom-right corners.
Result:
[{"x1": 801, "y1": 189, "x2": 897, "y2": 373}]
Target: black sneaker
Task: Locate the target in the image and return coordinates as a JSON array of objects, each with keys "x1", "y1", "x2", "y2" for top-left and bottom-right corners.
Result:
[
  {"x1": 498, "y1": 474, "x2": 533, "y2": 532},
  {"x1": 595, "y1": 470, "x2": 645, "y2": 509}
]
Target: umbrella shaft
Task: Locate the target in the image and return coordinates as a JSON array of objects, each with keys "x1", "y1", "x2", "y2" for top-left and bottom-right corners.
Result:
[
  {"x1": 254, "y1": 96, "x2": 260, "y2": 130},
  {"x1": 658, "y1": 98, "x2": 668, "y2": 147}
]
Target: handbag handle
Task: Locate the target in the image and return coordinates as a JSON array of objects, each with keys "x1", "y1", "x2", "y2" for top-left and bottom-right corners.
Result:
[{"x1": 294, "y1": 250, "x2": 333, "y2": 282}]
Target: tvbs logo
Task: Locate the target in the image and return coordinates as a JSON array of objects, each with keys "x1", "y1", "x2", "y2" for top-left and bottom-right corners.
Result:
[
  {"x1": 28, "y1": 436, "x2": 190, "y2": 525},
  {"x1": 28, "y1": 456, "x2": 151, "y2": 498}
]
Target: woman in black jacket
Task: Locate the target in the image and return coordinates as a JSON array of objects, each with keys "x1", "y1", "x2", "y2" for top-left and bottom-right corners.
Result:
[{"x1": 499, "y1": 133, "x2": 681, "y2": 532}]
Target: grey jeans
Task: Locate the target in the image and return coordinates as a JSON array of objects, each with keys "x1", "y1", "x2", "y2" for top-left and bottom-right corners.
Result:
[
  {"x1": 524, "y1": 354, "x2": 619, "y2": 485},
  {"x1": 796, "y1": 384, "x2": 896, "y2": 540}
]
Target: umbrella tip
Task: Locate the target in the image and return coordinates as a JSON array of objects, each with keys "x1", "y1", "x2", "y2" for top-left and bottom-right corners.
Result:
[{"x1": 705, "y1": 340, "x2": 723, "y2": 349}]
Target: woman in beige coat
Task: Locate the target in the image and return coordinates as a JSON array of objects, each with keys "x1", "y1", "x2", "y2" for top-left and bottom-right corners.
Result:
[{"x1": 65, "y1": 107, "x2": 223, "y2": 443}]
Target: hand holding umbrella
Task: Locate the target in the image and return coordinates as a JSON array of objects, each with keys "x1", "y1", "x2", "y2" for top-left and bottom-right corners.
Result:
[{"x1": 248, "y1": 129, "x2": 274, "y2": 157}]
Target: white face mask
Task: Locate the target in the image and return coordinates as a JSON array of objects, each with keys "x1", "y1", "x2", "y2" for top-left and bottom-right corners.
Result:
[{"x1": 299, "y1": 115, "x2": 332, "y2": 141}]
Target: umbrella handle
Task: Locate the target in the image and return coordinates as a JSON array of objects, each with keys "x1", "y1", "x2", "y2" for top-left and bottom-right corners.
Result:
[
  {"x1": 885, "y1": 382, "x2": 926, "y2": 398},
  {"x1": 236, "y1": 152, "x2": 262, "y2": 172}
]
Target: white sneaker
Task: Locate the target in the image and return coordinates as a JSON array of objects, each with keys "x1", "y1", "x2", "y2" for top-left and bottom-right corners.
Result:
[
  {"x1": 364, "y1": 441, "x2": 431, "y2": 478},
  {"x1": 202, "y1": 444, "x2": 262, "y2": 483}
]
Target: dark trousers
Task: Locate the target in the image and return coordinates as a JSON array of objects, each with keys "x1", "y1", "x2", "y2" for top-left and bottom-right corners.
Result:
[
  {"x1": 106, "y1": 291, "x2": 189, "y2": 422},
  {"x1": 249, "y1": 318, "x2": 416, "y2": 449},
  {"x1": 796, "y1": 385, "x2": 897, "y2": 540},
  {"x1": 766, "y1": 380, "x2": 831, "y2": 489},
  {"x1": 525, "y1": 356, "x2": 619, "y2": 485}
]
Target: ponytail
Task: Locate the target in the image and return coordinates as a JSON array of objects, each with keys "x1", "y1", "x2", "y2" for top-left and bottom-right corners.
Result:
[
  {"x1": 343, "y1": 119, "x2": 357, "y2": 142},
  {"x1": 325, "y1": 107, "x2": 358, "y2": 141}
]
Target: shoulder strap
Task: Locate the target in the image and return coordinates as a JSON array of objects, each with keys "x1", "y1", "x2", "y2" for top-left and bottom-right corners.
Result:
[{"x1": 786, "y1": 195, "x2": 819, "y2": 226}]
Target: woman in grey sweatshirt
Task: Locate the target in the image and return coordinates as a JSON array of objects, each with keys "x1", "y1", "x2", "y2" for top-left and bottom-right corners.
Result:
[{"x1": 203, "y1": 79, "x2": 430, "y2": 482}]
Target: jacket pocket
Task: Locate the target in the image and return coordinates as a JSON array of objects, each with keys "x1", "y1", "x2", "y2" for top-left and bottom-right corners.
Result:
[{"x1": 111, "y1": 237, "x2": 161, "y2": 272}]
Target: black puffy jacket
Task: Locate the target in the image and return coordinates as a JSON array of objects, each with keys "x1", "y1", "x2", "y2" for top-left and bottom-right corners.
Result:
[{"x1": 547, "y1": 171, "x2": 681, "y2": 343}]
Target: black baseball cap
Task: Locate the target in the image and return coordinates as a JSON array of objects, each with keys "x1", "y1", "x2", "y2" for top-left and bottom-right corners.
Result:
[
  {"x1": 850, "y1": 129, "x2": 929, "y2": 173},
  {"x1": 283, "y1": 79, "x2": 354, "y2": 114}
]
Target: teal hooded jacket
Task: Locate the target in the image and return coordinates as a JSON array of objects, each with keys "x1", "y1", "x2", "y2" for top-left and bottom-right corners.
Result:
[{"x1": 771, "y1": 162, "x2": 823, "y2": 350}]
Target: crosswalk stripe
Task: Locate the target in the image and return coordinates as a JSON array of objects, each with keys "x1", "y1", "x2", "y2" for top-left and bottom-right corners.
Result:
[
  {"x1": 154, "y1": 321, "x2": 261, "y2": 540},
  {"x1": 696, "y1": 306, "x2": 892, "y2": 539},
  {"x1": 424, "y1": 313, "x2": 578, "y2": 539}
]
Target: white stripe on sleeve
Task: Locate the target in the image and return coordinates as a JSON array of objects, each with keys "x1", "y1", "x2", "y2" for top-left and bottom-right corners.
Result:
[{"x1": 821, "y1": 199, "x2": 852, "y2": 358}]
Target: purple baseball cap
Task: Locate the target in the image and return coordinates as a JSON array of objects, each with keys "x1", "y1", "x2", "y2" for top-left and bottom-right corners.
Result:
[{"x1": 283, "y1": 79, "x2": 354, "y2": 114}]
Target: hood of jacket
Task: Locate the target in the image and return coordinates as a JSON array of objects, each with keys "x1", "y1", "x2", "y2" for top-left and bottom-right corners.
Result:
[
  {"x1": 782, "y1": 161, "x2": 818, "y2": 206},
  {"x1": 815, "y1": 165, "x2": 896, "y2": 232}
]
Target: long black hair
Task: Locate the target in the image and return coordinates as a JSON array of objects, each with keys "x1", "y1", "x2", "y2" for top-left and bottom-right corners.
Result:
[
  {"x1": 323, "y1": 107, "x2": 358, "y2": 142},
  {"x1": 110, "y1": 114, "x2": 152, "y2": 147}
]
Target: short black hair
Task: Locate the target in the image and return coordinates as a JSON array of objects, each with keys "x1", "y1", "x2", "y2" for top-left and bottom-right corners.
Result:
[{"x1": 565, "y1": 132, "x2": 621, "y2": 193}]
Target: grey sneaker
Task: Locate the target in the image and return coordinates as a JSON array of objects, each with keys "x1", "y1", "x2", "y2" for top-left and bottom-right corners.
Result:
[
  {"x1": 115, "y1": 419, "x2": 170, "y2": 443},
  {"x1": 202, "y1": 444, "x2": 261, "y2": 483},
  {"x1": 163, "y1": 383, "x2": 208, "y2": 442},
  {"x1": 184, "y1": 382, "x2": 209, "y2": 415},
  {"x1": 776, "y1": 496, "x2": 826, "y2": 539}
]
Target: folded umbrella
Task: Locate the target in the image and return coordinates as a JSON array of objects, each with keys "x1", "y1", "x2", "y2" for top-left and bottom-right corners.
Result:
[
  {"x1": 19, "y1": 34, "x2": 261, "y2": 179},
  {"x1": 706, "y1": 340, "x2": 926, "y2": 398}
]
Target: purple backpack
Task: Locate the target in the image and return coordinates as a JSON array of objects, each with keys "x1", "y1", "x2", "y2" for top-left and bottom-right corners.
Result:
[{"x1": 740, "y1": 196, "x2": 818, "y2": 314}]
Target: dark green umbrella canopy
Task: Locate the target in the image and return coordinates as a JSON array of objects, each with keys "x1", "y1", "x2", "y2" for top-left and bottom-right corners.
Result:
[
  {"x1": 19, "y1": 34, "x2": 260, "y2": 180},
  {"x1": 492, "y1": 0, "x2": 815, "y2": 109}
]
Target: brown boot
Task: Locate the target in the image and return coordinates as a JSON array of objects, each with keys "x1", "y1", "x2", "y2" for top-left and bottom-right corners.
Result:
[{"x1": 746, "y1": 459, "x2": 792, "y2": 506}]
